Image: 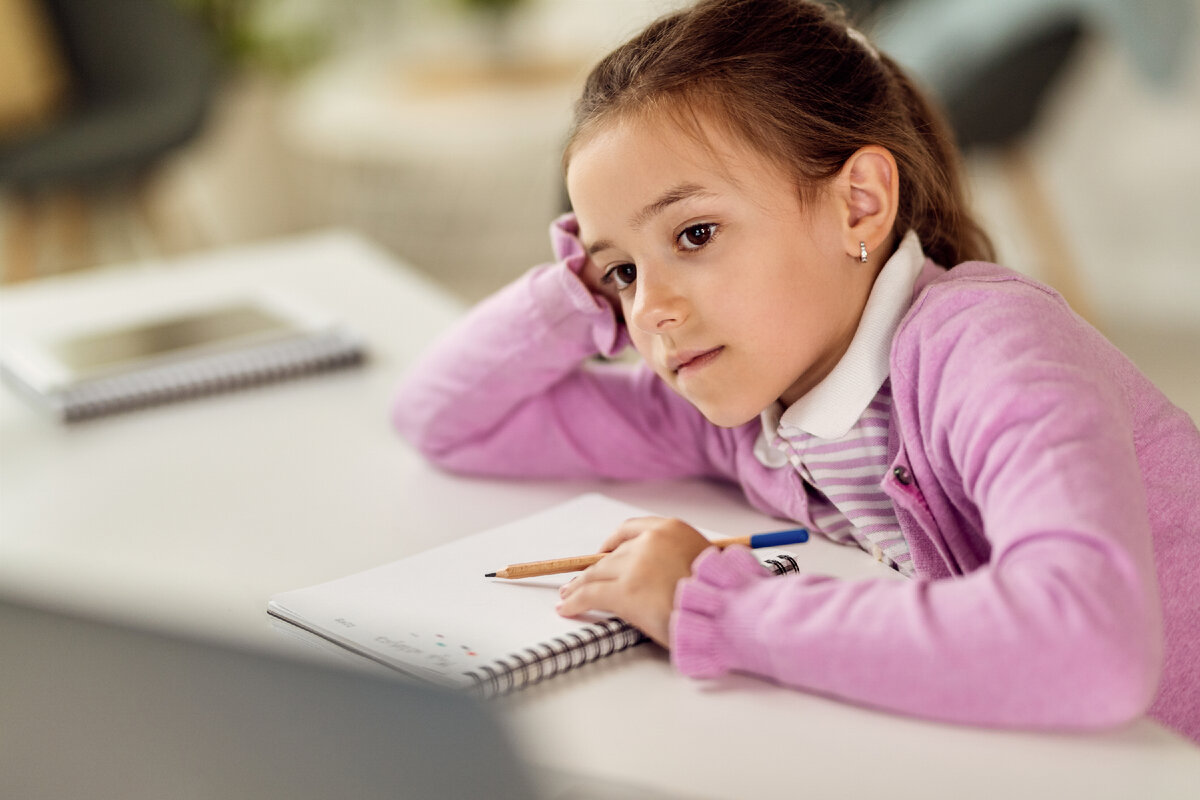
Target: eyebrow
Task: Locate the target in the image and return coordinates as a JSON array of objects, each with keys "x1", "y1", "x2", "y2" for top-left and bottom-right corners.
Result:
[{"x1": 585, "y1": 182, "x2": 713, "y2": 256}]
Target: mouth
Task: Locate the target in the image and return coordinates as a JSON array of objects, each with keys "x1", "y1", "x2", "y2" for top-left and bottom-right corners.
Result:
[{"x1": 669, "y1": 346, "x2": 724, "y2": 375}]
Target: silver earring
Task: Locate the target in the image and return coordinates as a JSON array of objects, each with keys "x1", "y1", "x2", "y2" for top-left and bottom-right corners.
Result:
[{"x1": 859, "y1": 242, "x2": 869, "y2": 263}]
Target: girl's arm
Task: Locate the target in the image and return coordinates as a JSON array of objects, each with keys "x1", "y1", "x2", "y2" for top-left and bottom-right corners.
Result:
[
  {"x1": 671, "y1": 276, "x2": 1167, "y2": 731},
  {"x1": 392, "y1": 214, "x2": 732, "y2": 481}
]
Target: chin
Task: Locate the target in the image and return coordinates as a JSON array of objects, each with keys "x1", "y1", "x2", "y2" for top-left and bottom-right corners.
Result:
[
  {"x1": 694, "y1": 403, "x2": 762, "y2": 429},
  {"x1": 662, "y1": 376, "x2": 765, "y2": 429}
]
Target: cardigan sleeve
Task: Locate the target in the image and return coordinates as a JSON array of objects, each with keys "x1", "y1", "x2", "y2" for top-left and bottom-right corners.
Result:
[
  {"x1": 671, "y1": 271, "x2": 1165, "y2": 733},
  {"x1": 391, "y1": 214, "x2": 736, "y2": 482}
]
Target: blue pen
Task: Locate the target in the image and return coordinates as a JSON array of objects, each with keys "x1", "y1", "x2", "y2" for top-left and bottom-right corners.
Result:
[{"x1": 740, "y1": 527, "x2": 810, "y2": 548}]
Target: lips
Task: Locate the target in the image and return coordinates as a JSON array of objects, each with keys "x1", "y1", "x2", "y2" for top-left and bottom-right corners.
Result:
[{"x1": 668, "y1": 346, "x2": 724, "y2": 374}]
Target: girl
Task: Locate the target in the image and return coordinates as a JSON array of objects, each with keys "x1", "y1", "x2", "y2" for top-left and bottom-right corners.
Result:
[{"x1": 393, "y1": 0, "x2": 1200, "y2": 742}]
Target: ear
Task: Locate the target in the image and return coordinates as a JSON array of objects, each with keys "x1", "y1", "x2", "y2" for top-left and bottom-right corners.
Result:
[{"x1": 835, "y1": 146, "x2": 899, "y2": 262}]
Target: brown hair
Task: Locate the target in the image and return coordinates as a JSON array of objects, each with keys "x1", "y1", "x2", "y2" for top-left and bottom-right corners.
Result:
[{"x1": 564, "y1": 0, "x2": 994, "y2": 267}]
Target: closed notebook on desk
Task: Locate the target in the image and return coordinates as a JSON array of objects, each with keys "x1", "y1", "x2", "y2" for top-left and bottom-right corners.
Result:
[
  {"x1": 268, "y1": 494, "x2": 801, "y2": 699},
  {"x1": 0, "y1": 292, "x2": 364, "y2": 421}
]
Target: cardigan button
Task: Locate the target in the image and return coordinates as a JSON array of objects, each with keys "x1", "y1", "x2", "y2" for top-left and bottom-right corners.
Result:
[{"x1": 892, "y1": 466, "x2": 912, "y2": 485}]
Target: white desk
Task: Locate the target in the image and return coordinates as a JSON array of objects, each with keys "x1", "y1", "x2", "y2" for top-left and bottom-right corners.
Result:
[{"x1": 2, "y1": 232, "x2": 1197, "y2": 799}]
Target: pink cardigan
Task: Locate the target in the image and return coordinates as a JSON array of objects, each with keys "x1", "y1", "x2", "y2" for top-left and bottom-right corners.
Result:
[{"x1": 392, "y1": 216, "x2": 1200, "y2": 742}]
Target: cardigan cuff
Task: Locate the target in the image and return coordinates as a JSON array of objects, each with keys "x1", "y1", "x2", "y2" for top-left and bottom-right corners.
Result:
[{"x1": 671, "y1": 546, "x2": 773, "y2": 678}]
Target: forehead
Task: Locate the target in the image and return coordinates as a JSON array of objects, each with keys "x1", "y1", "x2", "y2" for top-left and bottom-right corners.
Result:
[
  {"x1": 565, "y1": 111, "x2": 778, "y2": 216},
  {"x1": 566, "y1": 113, "x2": 814, "y2": 261}
]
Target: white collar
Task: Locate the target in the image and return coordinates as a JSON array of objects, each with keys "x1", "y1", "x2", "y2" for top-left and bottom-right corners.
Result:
[{"x1": 763, "y1": 230, "x2": 925, "y2": 440}]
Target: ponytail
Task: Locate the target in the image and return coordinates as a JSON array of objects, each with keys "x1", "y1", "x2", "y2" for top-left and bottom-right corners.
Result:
[{"x1": 879, "y1": 53, "x2": 995, "y2": 265}]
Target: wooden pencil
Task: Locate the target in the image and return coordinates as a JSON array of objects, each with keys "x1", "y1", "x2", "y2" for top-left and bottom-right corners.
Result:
[{"x1": 484, "y1": 528, "x2": 808, "y2": 579}]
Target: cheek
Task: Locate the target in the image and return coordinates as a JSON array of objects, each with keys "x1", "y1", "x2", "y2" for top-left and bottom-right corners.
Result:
[{"x1": 627, "y1": 329, "x2": 655, "y2": 363}]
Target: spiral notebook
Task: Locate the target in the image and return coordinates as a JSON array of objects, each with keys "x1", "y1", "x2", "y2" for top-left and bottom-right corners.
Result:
[
  {"x1": 0, "y1": 292, "x2": 364, "y2": 422},
  {"x1": 267, "y1": 494, "x2": 802, "y2": 699}
]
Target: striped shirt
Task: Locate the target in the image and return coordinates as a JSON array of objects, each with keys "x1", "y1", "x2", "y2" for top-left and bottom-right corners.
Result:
[
  {"x1": 753, "y1": 231, "x2": 926, "y2": 577},
  {"x1": 763, "y1": 380, "x2": 913, "y2": 575}
]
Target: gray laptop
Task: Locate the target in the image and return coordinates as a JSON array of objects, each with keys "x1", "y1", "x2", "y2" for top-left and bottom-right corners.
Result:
[{"x1": 0, "y1": 596, "x2": 537, "y2": 799}]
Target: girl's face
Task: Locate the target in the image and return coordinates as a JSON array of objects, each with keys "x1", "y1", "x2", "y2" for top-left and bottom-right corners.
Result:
[{"x1": 566, "y1": 114, "x2": 877, "y2": 428}]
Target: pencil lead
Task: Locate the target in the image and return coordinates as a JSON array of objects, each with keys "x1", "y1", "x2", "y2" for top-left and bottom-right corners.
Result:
[{"x1": 484, "y1": 572, "x2": 496, "y2": 578}]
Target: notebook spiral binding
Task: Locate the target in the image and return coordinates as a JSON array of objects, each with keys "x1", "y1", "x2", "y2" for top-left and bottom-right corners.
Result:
[
  {"x1": 464, "y1": 552, "x2": 801, "y2": 699},
  {"x1": 55, "y1": 329, "x2": 364, "y2": 421}
]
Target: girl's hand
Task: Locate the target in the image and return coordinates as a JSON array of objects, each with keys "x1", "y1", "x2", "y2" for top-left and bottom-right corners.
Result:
[{"x1": 556, "y1": 516, "x2": 712, "y2": 646}]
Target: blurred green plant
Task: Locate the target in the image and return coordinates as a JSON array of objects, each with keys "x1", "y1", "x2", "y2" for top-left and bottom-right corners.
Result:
[
  {"x1": 171, "y1": 0, "x2": 332, "y2": 76},
  {"x1": 458, "y1": 0, "x2": 525, "y2": 15},
  {"x1": 456, "y1": 0, "x2": 529, "y2": 65}
]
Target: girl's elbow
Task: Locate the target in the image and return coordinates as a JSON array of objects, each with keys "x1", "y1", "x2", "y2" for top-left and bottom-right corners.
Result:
[
  {"x1": 1003, "y1": 539, "x2": 1163, "y2": 729},
  {"x1": 1101, "y1": 640, "x2": 1161, "y2": 727},
  {"x1": 1082, "y1": 584, "x2": 1164, "y2": 727},
  {"x1": 393, "y1": 410, "x2": 506, "y2": 476},
  {"x1": 399, "y1": 427, "x2": 469, "y2": 471},
  {"x1": 407, "y1": 432, "x2": 455, "y2": 468},
  {"x1": 1084, "y1": 675, "x2": 1157, "y2": 730},
  {"x1": 391, "y1": 403, "x2": 461, "y2": 468},
  {"x1": 1057, "y1": 626, "x2": 1162, "y2": 729}
]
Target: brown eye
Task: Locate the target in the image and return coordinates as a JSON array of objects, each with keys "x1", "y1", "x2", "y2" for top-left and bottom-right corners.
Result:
[
  {"x1": 603, "y1": 263, "x2": 638, "y2": 289},
  {"x1": 679, "y1": 223, "x2": 715, "y2": 250}
]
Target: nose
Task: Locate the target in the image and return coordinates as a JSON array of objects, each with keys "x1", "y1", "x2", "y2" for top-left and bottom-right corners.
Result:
[{"x1": 628, "y1": 269, "x2": 687, "y2": 334}]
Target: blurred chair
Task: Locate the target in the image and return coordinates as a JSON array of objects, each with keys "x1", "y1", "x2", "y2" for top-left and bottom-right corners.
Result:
[
  {"x1": 844, "y1": 0, "x2": 1196, "y2": 325},
  {"x1": 858, "y1": 0, "x2": 1194, "y2": 146},
  {"x1": 0, "y1": 0, "x2": 221, "y2": 281}
]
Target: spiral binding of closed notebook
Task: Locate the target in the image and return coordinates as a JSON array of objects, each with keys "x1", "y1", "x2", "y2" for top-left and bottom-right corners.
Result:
[
  {"x1": 463, "y1": 554, "x2": 800, "y2": 699},
  {"x1": 52, "y1": 327, "x2": 363, "y2": 421}
]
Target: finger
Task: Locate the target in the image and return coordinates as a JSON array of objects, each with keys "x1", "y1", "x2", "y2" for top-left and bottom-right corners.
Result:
[
  {"x1": 598, "y1": 516, "x2": 666, "y2": 552},
  {"x1": 556, "y1": 578, "x2": 617, "y2": 619},
  {"x1": 558, "y1": 557, "x2": 620, "y2": 601}
]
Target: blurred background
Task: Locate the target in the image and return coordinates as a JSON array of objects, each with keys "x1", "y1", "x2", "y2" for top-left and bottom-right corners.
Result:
[{"x1": 1, "y1": 0, "x2": 1197, "y2": 418}]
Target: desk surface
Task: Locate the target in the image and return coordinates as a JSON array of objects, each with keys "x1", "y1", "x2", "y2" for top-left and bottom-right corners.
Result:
[{"x1": 2, "y1": 231, "x2": 1197, "y2": 799}]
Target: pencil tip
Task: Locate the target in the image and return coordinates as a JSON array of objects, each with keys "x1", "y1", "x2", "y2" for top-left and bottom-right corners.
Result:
[{"x1": 484, "y1": 572, "x2": 496, "y2": 578}]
